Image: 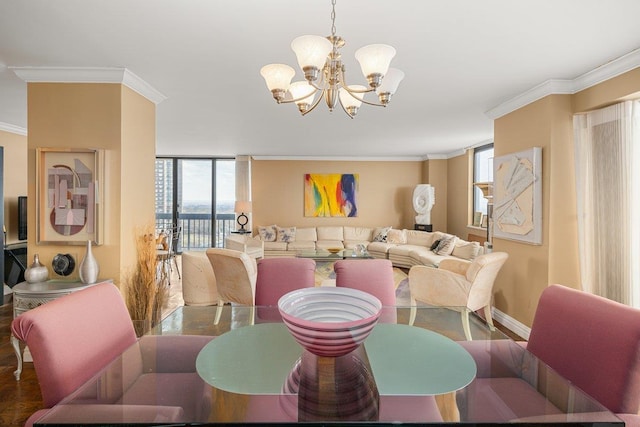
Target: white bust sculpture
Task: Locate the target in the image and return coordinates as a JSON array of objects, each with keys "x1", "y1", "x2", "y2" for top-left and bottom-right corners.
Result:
[{"x1": 413, "y1": 184, "x2": 435, "y2": 225}]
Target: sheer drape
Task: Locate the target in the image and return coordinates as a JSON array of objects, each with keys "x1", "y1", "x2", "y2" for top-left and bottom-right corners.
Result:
[
  {"x1": 235, "y1": 155, "x2": 252, "y2": 228},
  {"x1": 573, "y1": 100, "x2": 640, "y2": 306}
]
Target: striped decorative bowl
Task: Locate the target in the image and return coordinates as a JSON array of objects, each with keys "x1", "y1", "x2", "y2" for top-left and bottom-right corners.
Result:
[{"x1": 278, "y1": 287, "x2": 382, "y2": 357}]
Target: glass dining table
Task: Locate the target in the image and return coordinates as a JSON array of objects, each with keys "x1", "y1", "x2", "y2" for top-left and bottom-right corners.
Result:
[{"x1": 33, "y1": 305, "x2": 622, "y2": 426}]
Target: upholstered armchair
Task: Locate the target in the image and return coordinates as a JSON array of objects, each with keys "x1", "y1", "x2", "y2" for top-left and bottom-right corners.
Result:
[
  {"x1": 408, "y1": 251, "x2": 508, "y2": 339},
  {"x1": 205, "y1": 248, "x2": 258, "y2": 324},
  {"x1": 11, "y1": 282, "x2": 213, "y2": 426},
  {"x1": 181, "y1": 251, "x2": 219, "y2": 306},
  {"x1": 225, "y1": 233, "x2": 264, "y2": 259}
]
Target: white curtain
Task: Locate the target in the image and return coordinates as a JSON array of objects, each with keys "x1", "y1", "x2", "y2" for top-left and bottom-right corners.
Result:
[
  {"x1": 235, "y1": 155, "x2": 252, "y2": 227},
  {"x1": 573, "y1": 100, "x2": 640, "y2": 306}
]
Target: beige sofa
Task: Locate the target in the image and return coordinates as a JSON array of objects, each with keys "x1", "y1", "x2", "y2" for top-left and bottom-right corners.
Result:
[{"x1": 237, "y1": 225, "x2": 484, "y2": 268}]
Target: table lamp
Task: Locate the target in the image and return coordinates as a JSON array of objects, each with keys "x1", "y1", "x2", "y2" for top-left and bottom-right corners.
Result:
[{"x1": 234, "y1": 201, "x2": 252, "y2": 232}]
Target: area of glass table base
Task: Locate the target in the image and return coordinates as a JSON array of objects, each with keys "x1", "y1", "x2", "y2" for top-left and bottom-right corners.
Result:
[{"x1": 34, "y1": 305, "x2": 623, "y2": 426}]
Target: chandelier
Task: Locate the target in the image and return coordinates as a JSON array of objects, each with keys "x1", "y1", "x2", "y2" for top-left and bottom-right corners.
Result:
[{"x1": 260, "y1": 0, "x2": 404, "y2": 118}]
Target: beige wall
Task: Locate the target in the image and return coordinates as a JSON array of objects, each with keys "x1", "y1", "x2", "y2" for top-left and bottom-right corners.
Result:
[
  {"x1": 442, "y1": 68, "x2": 640, "y2": 328},
  {"x1": 251, "y1": 160, "x2": 424, "y2": 231},
  {"x1": 425, "y1": 159, "x2": 448, "y2": 232},
  {"x1": 26, "y1": 83, "x2": 156, "y2": 286},
  {"x1": 0, "y1": 130, "x2": 28, "y2": 244}
]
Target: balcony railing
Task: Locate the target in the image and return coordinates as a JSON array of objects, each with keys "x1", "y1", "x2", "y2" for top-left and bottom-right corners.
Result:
[{"x1": 155, "y1": 213, "x2": 235, "y2": 252}]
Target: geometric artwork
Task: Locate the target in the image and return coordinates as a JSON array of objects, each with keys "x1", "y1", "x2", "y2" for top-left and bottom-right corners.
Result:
[
  {"x1": 304, "y1": 173, "x2": 359, "y2": 217},
  {"x1": 36, "y1": 148, "x2": 104, "y2": 245},
  {"x1": 492, "y1": 147, "x2": 542, "y2": 245}
]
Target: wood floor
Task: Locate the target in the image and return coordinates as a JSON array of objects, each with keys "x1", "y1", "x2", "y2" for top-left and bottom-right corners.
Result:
[{"x1": 0, "y1": 258, "x2": 521, "y2": 426}]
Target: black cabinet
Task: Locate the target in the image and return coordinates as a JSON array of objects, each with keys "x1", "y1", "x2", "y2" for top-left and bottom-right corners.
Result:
[{"x1": 414, "y1": 224, "x2": 432, "y2": 232}]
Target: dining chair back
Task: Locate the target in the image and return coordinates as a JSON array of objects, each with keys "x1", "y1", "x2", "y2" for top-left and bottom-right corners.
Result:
[
  {"x1": 205, "y1": 247, "x2": 258, "y2": 324},
  {"x1": 527, "y1": 284, "x2": 640, "y2": 415},
  {"x1": 255, "y1": 257, "x2": 316, "y2": 321},
  {"x1": 255, "y1": 257, "x2": 316, "y2": 306},
  {"x1": 181, "y1": 251, "x2": 219, "y2": 306},
  {"x1": 334, "y1": 259, "x2": 397, "y2": 323},
  {"x1": 11, "y1": 282, "x2": 214, "y2": 425}
]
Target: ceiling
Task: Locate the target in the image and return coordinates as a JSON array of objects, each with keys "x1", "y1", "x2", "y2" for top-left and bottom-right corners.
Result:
[{"x1": 0, "y1": 1, "x2": 639, "y2": 159}]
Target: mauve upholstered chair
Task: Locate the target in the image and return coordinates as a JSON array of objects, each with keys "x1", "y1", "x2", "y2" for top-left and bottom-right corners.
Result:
[
  {"x1": 408, "y1": 251, "x2": 508, "y2": 339},
  {"x1": 205, "y1": 247, "x2": 257, "y2": 324},
  {"x1": 254, "y1": 257, "x2": 316, "y2": 321},
  {"x1": 457, "y1": 284, "x2": 640, "y2": 426},
  {"x1": 11, "y1": 282, "x2": 214, "y2": 426},
  {"x1": 334, "y1": 259, "x2": 397, "y2": 323}
]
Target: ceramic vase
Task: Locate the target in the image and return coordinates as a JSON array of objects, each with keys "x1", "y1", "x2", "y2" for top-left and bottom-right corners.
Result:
[
  {"x1": 79, "y1": 240, "x2": 99, "y2": 284},
  {"x1": 24, "y1": 254, "x2": 48, "y2": 283}
]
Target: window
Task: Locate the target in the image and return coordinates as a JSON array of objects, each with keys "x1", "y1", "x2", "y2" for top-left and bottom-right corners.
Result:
[
  {"x1": 155, "y1": 157, "x2": 235, "y2": 250},
  {"x1": 473, "y1": 144, "x2": 494, "y2": 226}
]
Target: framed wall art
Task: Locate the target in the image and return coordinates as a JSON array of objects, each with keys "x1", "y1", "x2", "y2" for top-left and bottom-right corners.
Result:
[
  {"x1": 304, "y1": 173, "x2": 359, "y2": 217},
  {"x1": 36, "y1": 147, "x2": 105, "y2": 245},
  {"x1": 492, "y1": 147, "x2": 542, "y2": 245}
]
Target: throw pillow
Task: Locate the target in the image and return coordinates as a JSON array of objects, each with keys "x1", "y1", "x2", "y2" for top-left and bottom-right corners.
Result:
[
  {"x1": 452, "y1": 241, "x2": 481, "y2": 261},
  {"x1": 373, "y1": 226, "x2": 392, "y2": 243},
  {"x1": 258, "y1": 225, "x2": 277, "y2": 242},
  {"x1": 434, "y1": 236, "x2": 458, "y2": 256},
  {"x1": 430, "y1": 239, "x2": 441, "y2": 251},
  {"x1": 387, "y1": 228, "x2": 407, "y2": 244},
  {"x1": 276, "y1": 226, "x2": 296, "y2": 243}
]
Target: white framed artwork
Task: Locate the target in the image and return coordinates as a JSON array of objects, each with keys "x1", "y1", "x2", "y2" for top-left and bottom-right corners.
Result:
[{"x1": 492, "y1": 147, "x2": 542, "y2": 245}]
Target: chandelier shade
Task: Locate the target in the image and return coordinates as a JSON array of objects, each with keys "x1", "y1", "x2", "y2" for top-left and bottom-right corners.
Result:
[
  {"x1": 260, "y1": 0, "x2": 403, "y2": 118},
  {"x1": 291, "y1": 35, "x2": 334, "y2": 71},
  {"x1": 260, "y1": 64, "x2": 295, "y2": 101},
  {"x1": 354, "y1": 44, "x2": 396, "y2": 84}
]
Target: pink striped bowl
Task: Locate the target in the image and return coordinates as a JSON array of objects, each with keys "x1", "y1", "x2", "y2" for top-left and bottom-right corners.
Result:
[{"x1": 278, "y1": 287, "x2": 382, "y2": 357}]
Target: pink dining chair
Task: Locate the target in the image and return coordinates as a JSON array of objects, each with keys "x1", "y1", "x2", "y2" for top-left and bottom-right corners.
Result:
[
  {"x1": 334, "y1": 259, "x2": 397, "y2": 323},
  {"x1": 254, "y1": 257, "x2": 316, "y2": 321},
  {"x1": 457, "y1": 284, "x2": 640, "y2": 426},
  {"x1": 11, "y1": 282, "x2": 213, "y2": 426}
]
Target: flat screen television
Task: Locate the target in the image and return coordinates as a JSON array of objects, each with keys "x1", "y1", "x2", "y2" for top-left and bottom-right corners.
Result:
[{"x1": 18, "y1": 196, "x2": 27, "y2": 241}]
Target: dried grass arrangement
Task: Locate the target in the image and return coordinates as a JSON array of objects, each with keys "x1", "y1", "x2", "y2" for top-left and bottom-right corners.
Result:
[{"x1": 123, "y1": 225, "x2": 169, "y2": 335}]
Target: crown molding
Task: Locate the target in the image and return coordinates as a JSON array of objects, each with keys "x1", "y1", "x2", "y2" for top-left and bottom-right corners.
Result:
[
  {"x1": 0, "y1": 122, "x2": 27, "y2": 136},
  {"x1": 9, "y1": 66, "x2": 167, "y2": 104},
  {"x1": 251, "y1": 155, "x2": 424, "y2": 162},
  {"x1": 486, "y1": 47, "x2": 640, "y2": 120}
]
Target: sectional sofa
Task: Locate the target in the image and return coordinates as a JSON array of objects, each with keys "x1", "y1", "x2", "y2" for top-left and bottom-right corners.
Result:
[{"x1": 226, "y1": 225, "x2": 484, "y2": 268}]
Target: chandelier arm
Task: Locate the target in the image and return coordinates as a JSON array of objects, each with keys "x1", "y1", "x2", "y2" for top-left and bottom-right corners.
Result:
[
  {"x1": 339, "y1": 69, "x2": 386, "y2": 108},
  {"x1": 300, "y1": 89, "x2": 326, "y2": 116},
  {"x1": 277, "y1": 88, "x2": 322, "y2": 105}
]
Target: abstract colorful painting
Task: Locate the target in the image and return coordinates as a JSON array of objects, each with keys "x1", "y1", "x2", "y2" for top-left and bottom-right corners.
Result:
[{"x1": 304, "y1": 173, "x2": 359, "y2": 217}]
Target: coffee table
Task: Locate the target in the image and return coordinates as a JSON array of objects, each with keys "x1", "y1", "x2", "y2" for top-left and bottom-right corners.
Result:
[{"x1": 296, "y1": 248, "x2": 373, "y2": 260}]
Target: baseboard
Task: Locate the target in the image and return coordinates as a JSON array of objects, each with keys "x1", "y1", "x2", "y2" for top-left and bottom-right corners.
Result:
[{"x1": 492, "y1": 307, "x2": 531, "y2": 341}]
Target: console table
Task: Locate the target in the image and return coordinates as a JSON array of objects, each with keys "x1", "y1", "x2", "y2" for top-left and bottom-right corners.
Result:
[{"x1": 11, "y1": 279, "x2": 112, "y2": 380}]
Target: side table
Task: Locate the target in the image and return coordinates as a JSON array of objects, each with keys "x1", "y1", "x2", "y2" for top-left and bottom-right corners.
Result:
[{"x1": 11, "y1": 279, "x2": 113, "y2": 380}]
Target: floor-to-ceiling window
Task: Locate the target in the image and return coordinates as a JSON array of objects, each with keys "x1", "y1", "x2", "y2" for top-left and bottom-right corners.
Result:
[
  {"x1": 155, "y1": 157, "x2": 235, "y2": 251},
  {"x1": 472, "y1": 143, "x2": 494, "y2": 227}
]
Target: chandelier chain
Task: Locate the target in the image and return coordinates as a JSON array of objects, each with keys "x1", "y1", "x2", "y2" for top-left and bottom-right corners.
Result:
[{"x1": 330, "y1": 0, "x2": 336, "y2": 37}]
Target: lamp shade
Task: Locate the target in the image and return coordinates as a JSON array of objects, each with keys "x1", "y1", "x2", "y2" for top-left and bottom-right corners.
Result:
[
  {"x1": 234, "y1": 201, "x2": 252, "y2": 213},
  {"x1": 338, "y1": 85, "x2": 366, "y2": 109},
  {"x1": 291, "y1": 35, "x2": 333, "y2": 70},
  {"x1": 260, "y1": 64, "x2": 295, "y2": 92},
  {"x1": 376, "y1": 68, "x2": 405, "y2": 95},
  {"x1": 289, "y1": 81, "x2": 316, "y2": 105},
  {"x1": 354, "y1": 44, "x2": 396, "y2": 78}
]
